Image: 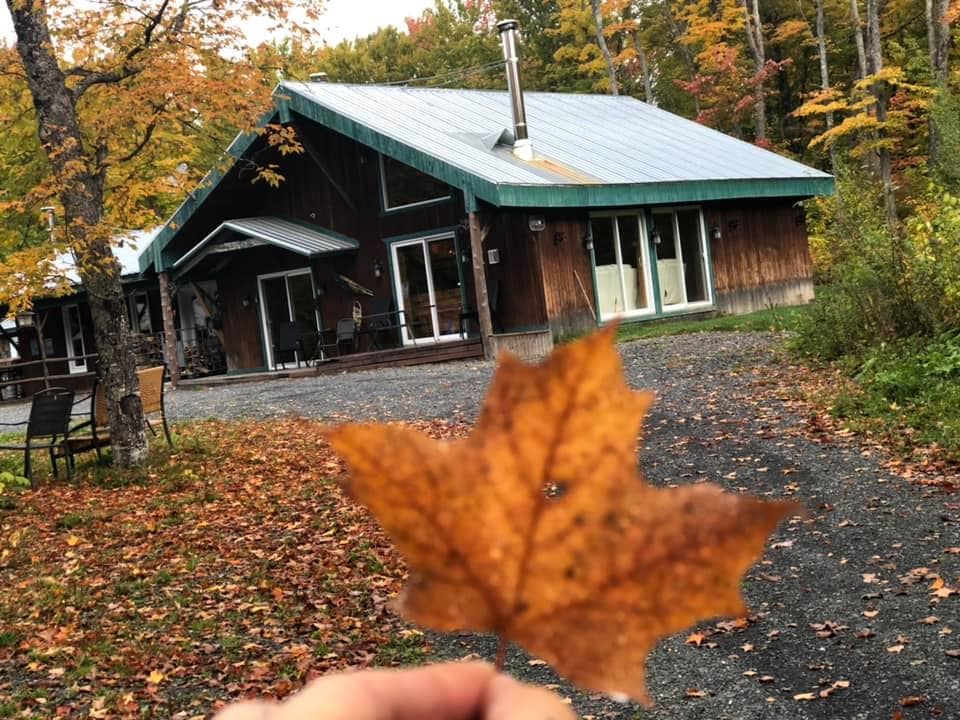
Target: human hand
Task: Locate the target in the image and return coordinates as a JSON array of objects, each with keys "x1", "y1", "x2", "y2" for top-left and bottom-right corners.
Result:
[{"x1": 214, "y1": 662, "x2": 576, "y2": 720}]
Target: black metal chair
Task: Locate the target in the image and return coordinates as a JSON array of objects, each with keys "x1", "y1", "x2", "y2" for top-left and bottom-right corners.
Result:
[
  {"x1": 272, "y1": 320, "x2": 303, "y2": 369},
  {"x1": 366, "y1": 298, "x2": 401, "y2": 350},
  {"x1": 335, "y1": 318, "x2": 358, "y2": 354},
  {"x1": 0, "y1": 387, "x2": 75, "y2": 486}
]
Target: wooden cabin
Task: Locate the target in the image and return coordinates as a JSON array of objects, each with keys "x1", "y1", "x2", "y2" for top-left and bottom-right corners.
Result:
[{"x1": 136, "y1": 67, "x2": 832, "y2": 379}]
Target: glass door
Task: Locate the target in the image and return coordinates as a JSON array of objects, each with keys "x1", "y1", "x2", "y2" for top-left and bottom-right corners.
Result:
[
  {"x1": 590, "y1": 214, "x2": 654, "y2": 320},
  {"x1": 62, "y1": 304, "x2": 87, "y2": 374},
  {"x1": 652, "y1": 208, "x2": 711, "y2": 309},
  {"x1": 391, "y1": 234, "x2": 464, "y2": 345},
  {"x1": 258, "y1": 270, "x2": 319, "y2": 368}
]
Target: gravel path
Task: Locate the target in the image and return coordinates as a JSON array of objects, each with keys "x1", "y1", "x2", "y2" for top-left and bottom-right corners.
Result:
[{"x1": 1, "y1": 332, "x2": 957, "y2": 719}]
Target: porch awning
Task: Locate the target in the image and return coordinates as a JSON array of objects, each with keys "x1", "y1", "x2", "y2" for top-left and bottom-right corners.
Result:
[{"x1": 172, "y1": 217, "x2": 359, "y2": 275}]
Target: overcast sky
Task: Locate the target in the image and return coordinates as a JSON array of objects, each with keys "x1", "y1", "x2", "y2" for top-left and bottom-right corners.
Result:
[{"x1": 0, "y1": 0, "x2": 435, "y2": 47}]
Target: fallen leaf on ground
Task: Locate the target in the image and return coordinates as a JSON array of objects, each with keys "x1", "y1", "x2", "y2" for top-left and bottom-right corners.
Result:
[
  {"x1": 863, "y1": 610, "x2": 880, "y2": 618},
  {"x1": 327, "y1": 327, "x2": 797, "y2": 705},
  {"x1": 887, "y1": 644, "x2": 905, "y2": 654},
  {"x1": 686, "y1": 633, "x2": 705, "y2": 647},
  {"x1": 919, "y1": 616, "x2": 939, "y2": 625},
  {"x1": 685, "y1": 688, "x2": 708, "y2": 698},
  {"x1": 146, "y1": 670, "x2": 164, "y2": 684},
  {"x1": 793, "y1": 692, "x2": 817, "y2": 701},
  {"x1": 899, "y1": 696, "x2": 926, "y2": 707}
]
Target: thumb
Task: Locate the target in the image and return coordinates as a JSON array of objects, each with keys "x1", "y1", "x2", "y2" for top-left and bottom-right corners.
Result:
[{"x1": 484, "y1": 673, "x2": 578, "y2": 720}]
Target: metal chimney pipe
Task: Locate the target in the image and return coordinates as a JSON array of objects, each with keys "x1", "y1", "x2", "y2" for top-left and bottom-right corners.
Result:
[{"x1": 497, "y1": 19, "x2": 533, "y2": 161}]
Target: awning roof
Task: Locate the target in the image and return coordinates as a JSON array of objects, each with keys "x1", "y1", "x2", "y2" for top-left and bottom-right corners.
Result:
[{"x1": 172, "y1": 217, "x2": 359, "y2": 275}]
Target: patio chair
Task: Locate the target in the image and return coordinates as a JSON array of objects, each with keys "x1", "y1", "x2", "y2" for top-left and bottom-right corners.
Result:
[
  {"x1": 272, "y1": 320, "x2": 303, "y2": 369},
  {"x1": 138, "y1": 366, "x2": 173, "y2": 447},
  {"x1": 335, "y1": 318, "x2": 358, "y2": 355},
  {"x1": 0, "y1": 387, "x2": 75, "y2": 486},
  {"x1": 367, "y1": 298, "x2": 401, "y2": 350}
]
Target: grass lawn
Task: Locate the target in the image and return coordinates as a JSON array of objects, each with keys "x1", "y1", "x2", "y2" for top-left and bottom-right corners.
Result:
[
  {"x1": 0, "y1": 419, "x2": 464, "y2": 718},
  {"x1": 616, "y1": 305, "x2": 808, "y2": 343}
]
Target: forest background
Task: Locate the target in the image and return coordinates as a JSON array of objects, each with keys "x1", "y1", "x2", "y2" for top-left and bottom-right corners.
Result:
[{"x1": 2, "y1": 0, "x2": 959, "y2": 461}]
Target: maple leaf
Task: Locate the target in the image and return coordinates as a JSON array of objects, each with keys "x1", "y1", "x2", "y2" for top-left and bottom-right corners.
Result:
[{"x1": 327, "y1": 327, "x2": 796, "y2": 704}]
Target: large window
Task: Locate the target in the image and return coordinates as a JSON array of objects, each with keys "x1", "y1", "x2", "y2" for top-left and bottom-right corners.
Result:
[
  {"x1": 62, "y1": 304, "x2": 87, "y2": 374},
  {"x1": 590, "y1": 214, "x2": 654, "y2": 319},
  {"x1": 379, "y1": 154, "x2": 450, "y2": 212}
]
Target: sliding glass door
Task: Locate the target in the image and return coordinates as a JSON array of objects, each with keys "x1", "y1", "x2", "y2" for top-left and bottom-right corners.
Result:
[
  {"x1": 590, "y1": 214, "x2": 654, "y2": 320},
  {"x1": 652, "y1": 208, "x2": 711, "y2": 308},
  {"x1": 391, "y1": 233, "x2": 463, "y2": 345},
  {"x1": 257, "y1": 269, "x2": 319, "y2": 368}
]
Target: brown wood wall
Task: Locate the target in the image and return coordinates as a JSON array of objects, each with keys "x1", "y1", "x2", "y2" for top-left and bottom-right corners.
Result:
[
  {"x1": 535, "y1": 213, "x2": 596, "y2": 338},
  {"x1": 703, "y1": 199, "x2": 815, "y2": 314},
  {"x1": 162, "y1": 117, "x2": 471, "y2": 371},
  {"x1": 481, "y1": 211, "x2": 548, "y2": 332}
]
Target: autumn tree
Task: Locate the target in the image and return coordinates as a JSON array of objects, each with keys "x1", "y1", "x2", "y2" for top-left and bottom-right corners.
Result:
[{"x1": 2, "y1": 0, "x2": 323, "y2": 467}]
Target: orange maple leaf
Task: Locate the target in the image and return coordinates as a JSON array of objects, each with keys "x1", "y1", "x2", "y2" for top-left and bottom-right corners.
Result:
[{"x1": 327, "y1": 327, "x2": 796, "y2": 704}]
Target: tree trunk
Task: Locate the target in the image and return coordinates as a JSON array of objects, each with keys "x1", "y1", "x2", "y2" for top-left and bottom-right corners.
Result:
[
  {"x1": 851, "y1": 0, "x2": 868, "y2": 80},
  {"x1": 590, "y1": 0, "x2": 619, "y2": 96},
  {"x1": 926, "y1": 0, "x2": 951, "y2": 162},
  {"x1": 634, "y1": 32, "x2": 656, "y2": 106},
  {"x1": 8, "y1": 0, "x2": 148, "y2": 467},
  {"x1": 159, "y1": 272, "x2": 180, "y2": 388},
  {"x1": 865, "y1": 0, "x2": 897, "y2": 229},
  {"x1": 815, "y1": 0, "x2": 838, "y2": 173},
  {"x1": 468, "y1": 211, "x2": 495, "y2": 361},
  {"x1": 741, "y1": 0, "x2": 767, "y2": 141}
]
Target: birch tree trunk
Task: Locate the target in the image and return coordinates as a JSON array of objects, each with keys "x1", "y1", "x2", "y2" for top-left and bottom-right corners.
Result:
[
  {"x1": 741, "y1": 0, "x2": 767, "y2": 141},
  {"x1": 633, "y1": 31, "x2": 656, "y2": 105},
  {"x1": 851, "y1": 0, "x2": 868, "y2": 80},
  {"x1": 815, "y1": 0, "x2": 837, "y2": 173},
  {"x1": 8, "y1": 0, "x2": 148, "y2": 468},
  {"x1": 590, "y1": 0, "x2": 619, "y2": 96},
  {"x1": 926, "y1": 0, "x2": 951, "y2": 162},
  {"x1": 865, "y1": 0, "x2": 898, "y2": 229}
]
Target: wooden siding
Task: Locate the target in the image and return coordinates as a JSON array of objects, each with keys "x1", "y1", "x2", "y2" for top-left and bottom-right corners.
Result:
[
  {"x1": 481, "y1": 211, "x2": 548, "y2": 332},
  {"x1": 703, "y1": 200, "x2": 814, "y2": 314},
  {"x1": 535, "y1": 213, "x2": 596, "y2": 339}
]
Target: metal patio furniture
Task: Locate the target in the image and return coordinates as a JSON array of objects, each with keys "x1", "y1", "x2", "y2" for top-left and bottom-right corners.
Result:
[{"x1": 0, "y1": 387, "x2": 75, "y2": 485}]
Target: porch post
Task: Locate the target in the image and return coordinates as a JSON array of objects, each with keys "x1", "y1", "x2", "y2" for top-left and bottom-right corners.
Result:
[
  {"x1": 158, "y1": 271, "x2": 180, "y2": 388},
  {"x1": 468, "y1": 210, "x2": 495, "y2": 361}
]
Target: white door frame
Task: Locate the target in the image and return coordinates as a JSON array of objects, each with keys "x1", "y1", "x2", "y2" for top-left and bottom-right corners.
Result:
[
  {"x1": 390, "y1": 232, "x2": 462, "y2": 347},
  {"x1": 256, "y1": 268, "x2": 319, "y2": 369},
  {"x1": 590, "y1": 212, "x2": 657, "y2": 321},
  {"x1": 62, "y1": 303, "x2": 87, "y2": 374}
]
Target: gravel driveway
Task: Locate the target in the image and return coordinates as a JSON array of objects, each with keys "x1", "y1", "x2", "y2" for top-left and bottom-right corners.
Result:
[{"x1": 2, "y1": 332, "x2": 957, "y2": 718}]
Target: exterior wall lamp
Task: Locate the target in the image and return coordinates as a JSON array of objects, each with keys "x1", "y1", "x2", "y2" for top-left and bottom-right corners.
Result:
[
  {"x1": 373, "y1": 260, "x2": 384, "y2": 279},
  {"x1": 651, "y1": 228, "x2": 662, "y2": 245},
  {"x1": 710, "y1": 225, "x2": 722, "y2": 242},
  {"x1": 15, "y1": 311, "x2": 37, "y2": 329}
]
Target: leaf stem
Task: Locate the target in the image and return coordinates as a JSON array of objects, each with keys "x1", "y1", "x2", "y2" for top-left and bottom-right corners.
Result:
[{"x1": 494, "y1": 636, "x2": 508, "y2": 671}]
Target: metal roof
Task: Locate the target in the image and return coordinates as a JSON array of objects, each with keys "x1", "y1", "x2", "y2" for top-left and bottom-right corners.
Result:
[
  {"x1": 172, "y1": 217, "x2": 359, "y2": 273},
  {"x1": 140, "y1": 84, "x2": 833, "y2": 273},
  {"x1": 280, "y1": 82, "x2": 833, "y2": 204}
]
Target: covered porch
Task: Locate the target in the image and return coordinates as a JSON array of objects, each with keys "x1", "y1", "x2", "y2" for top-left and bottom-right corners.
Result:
[{"x1": 162, "y1": 216, "x2": 485, "y2": 382}]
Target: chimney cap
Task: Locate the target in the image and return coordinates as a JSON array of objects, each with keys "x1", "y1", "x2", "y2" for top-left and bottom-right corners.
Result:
[{"x1": 496, "y1": 19, "x2": 520, "y2": 33}]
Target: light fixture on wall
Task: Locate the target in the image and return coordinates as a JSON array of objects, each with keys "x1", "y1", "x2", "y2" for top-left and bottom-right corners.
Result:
[
  {"x1": 710, "y1": 225, "x2": 722, "y2": 242},
  {"x1": 528, "y1": 215, "x2": 546, "y2": 232},
  {"x1": 14, "y1": 310, "x2": 36, "y2": 329},
  {"x1": 241, "y1": 296, "x2": 252, "y2": 308},
  {"x1": 651, "y1": 228, "x2": 662, "y2": 245},
  {"x1": 583, "y1": 234, "x2": 594, "y2": 252},
  {"x1": 373, "y1": 260, "x2": 384, "y2": 279}
]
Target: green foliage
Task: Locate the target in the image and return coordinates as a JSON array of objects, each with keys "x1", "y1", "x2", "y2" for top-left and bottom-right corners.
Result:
[
  {"x1": 930, "y1": 88, "x2": 960, "y2": 182},
  {"x1": 617, "y1": 305, "x2": 808, "y2": 343},
  {"x1": 0, "y1": 470, "x2": 30, "y2": 501},
  {"x1": 830, "y1": 332, "x2": 960, "y2": 460},
  {"x1": 795, "y1": 166, "x2": 960, "y2": 360}
]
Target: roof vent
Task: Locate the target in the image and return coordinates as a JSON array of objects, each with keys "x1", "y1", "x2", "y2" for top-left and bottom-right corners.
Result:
[
  {"x1": 309, "y1": 72, "x2": 328, "y2": 83},
  {"x1": 496, "y1": 19, "x2": 533, "y2": 161}
]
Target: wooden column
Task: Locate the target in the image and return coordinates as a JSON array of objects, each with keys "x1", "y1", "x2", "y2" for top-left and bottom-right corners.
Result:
[
  {"x1": 468, "y1": 211, "x2": 495, "y2": 361},
  {"x1": 158, "y1": 271, "x2": 180, "y2": 388}
]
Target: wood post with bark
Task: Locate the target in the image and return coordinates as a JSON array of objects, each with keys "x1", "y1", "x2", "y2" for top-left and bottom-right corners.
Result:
[
  {"x1": 159, "y1": 272, "x2": 180, "y2": 388},
  {"x1": 8, "y1": 0, "x2": 148, "y2": 467},
  {"x1": 468, "y1": 211, "x2": 495, "y2": 361}
]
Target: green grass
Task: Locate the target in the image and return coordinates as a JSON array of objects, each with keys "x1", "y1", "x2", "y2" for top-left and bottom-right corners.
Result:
[{"x1": 616, "y1": 305, "x2": 808, "y2": 343}]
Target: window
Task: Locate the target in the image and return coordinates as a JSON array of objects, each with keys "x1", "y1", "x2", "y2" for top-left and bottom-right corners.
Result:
[
  {"x1": 590, "y1": 214, "x2": 653, "y2": 319},
  {"x1": 62, "y1": 304, "x2": 87, "y2": 374},
  {"x1": 127, "y1": 292, "x2": 152, "y2": 334},
  {"x1": 379, "y1": 154, "x2": 450, "y2": 212}
]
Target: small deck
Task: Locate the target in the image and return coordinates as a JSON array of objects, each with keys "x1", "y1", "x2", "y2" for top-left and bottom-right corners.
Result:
[{"x1": 177, "y1": 338, "x2": 484, "y2": 389}]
